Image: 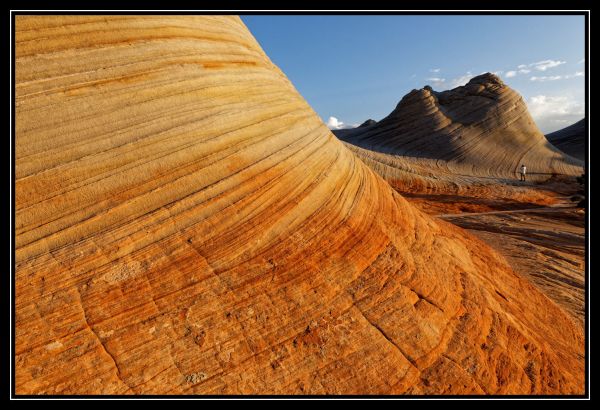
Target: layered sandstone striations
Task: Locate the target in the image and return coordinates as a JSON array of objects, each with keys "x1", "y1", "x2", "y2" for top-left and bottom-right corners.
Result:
[
  {"x1": 15, "y1": 16, "x2": 583, "y2": 395},
  {"x1": 335, "y1": 74, "x2": 583, "y2": 195},
  {"x1": 546, "y1": 119, "x2": 586, "y2": 161},
  {"x1": 440, "y1": 206, "x2": 585, "y2": 324}
]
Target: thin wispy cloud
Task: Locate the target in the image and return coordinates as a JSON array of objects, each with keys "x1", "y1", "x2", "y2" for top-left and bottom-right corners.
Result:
[
  {"x1": 499, "y1": 59, "x2": 566, "y2": 80},
  {"x1": 529, "y1": 59, "x2": 566, "y2": 71},
  {"x1": 425, "y1": 71, "x2": 477, "y2": 90},
  {"x1": 429, "y1": 68, "x2": 441, "y2": 73},
  {"x1": 565, "y1": 71, "x2": 585, "y2": 79},
  {"x1": 530, "y1": 75, "x2": 563, "y2": 82},
  {"x1": 530, "y1": 71, "x2": 584, "y2": 82},
  {"x1": 450, "y1": 72, "x2": 473, "y2": 88},
  {"x1": 426, "y1": 77, "x2": 446, "y2": 88}
]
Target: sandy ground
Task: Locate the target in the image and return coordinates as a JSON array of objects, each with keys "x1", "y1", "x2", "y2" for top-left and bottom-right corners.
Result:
[{"x1": 404, "y1": 181, "x2": 586, "y2": 326}]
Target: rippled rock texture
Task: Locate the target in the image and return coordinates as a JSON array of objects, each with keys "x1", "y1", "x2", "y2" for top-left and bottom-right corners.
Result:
[
  {"x1": 546, "y1": 119, "x2": 586, "y2": 162},
  {"x1": 335, "y1": 74, "x2": 583, "y2": 197},
  {"x1": 15, "y1": 16, "x2": 584, "y2": 395}
]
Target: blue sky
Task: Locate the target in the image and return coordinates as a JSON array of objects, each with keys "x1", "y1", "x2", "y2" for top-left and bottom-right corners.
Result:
[{"x1": 241, "y1": 15, "x2": 585, "y2": 133}]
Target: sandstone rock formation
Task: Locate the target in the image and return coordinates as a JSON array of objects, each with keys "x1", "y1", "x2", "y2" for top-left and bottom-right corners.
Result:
[
  {"x1": 359, "y1": 119, "x2": 377, "y2": 128},
  {"x1": 335, "y1": 74, "x2": 583, "y2": 192},
  {"x1": 440, "y1": 207, "x2": 585, "y2": 325},
  {"x1": 15, "y1": 16, "x2": 584, "y2": 395},
  {"x1": 546, "y1": 119, "x2": 586, "y2": 161}
]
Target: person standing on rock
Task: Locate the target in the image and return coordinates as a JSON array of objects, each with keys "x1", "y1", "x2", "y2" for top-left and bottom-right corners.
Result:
[{"x1": 519, "y1": 164, "x2": 527, "y2": 181}]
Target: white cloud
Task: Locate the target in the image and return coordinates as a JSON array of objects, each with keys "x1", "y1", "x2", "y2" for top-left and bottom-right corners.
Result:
[
  {"x1": 429, "y1": 71, "x2": 477, "y2": 89},
  {"x1": 502, "y1": 60, "x2": 566, "y2": 80},
  {"x1": 326, "y1": 116, "x2": 344, "y2": 129},
  {"x1": 326, "y1": 116, "x2": 356, "y2": 130},
  {"x1": 530, "y1": 75, "x2": 563, "y2": 82},
  {"x1": 527, "y1": 95, "x2": 584, "y2": 133},
  {"x1": 578, "y1": 58, "x2": 585, "y2": 64},
  {"x1": 450, "y1": 71, "x2": 473, "y2": 88},
  {"x1": 426, "y1": 77, "x2": 446, "y2": 88},
  {"x1": 562, "y1": 71, "x2": 584, "y2": 79},
  {"x1": 429, "y1": 68, "x2": 441, "y2": 73},
  {"x1": 529, "y1": 59, "x2": 566, "y2": 71}
]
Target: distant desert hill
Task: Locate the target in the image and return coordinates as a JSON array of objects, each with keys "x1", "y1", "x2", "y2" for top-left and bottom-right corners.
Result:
[
  {"x1": 334, "y1": 119, "x2": 377, "y2": 139},
  {"x1": 358, "y1": 118, "x2": 377, "y2": 128},
  {"x1": 15, "y1": 17, "x2": 583, "y2": 395},
  {"x1": 546, "y1": 119, "x2": 586, "y2": 161},
  {"x1": 335, "y1": 73, "x2": 582, "y2": 180}
]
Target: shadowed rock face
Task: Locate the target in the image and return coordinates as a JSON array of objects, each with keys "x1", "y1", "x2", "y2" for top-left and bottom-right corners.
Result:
[
  {"x1": 15, "y1": 16, "x2": 583, "y2": 395},
  {"x1": 336, "y1": 73, "x2": 583, "y2": 179},
  {"x1": 359, "y1": 119, "x2": 377, "y2": 128},
  {"x1": 546, "y1": 119, "x2": 586, "y2": 161}
]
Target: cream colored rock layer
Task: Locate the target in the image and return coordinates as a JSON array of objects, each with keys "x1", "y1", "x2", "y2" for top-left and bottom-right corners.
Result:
[{"x1": 15, "y1": 16, "x2": 583, "y2": 395}]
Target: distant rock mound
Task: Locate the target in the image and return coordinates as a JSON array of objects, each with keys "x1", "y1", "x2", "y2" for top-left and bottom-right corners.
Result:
[
  {"x1": 332, "y1": 119, "x2": 377, "y2": 139},
  {"x1": 337, "y1": 73, "x2": 583, "y2": 179},
  {"x1": 546, "y1": 119, "x2": 586, "y2": 161},
  {"x1": 359, "y1": 119, "x2": 377, "y2": 128},
  {"x1": 15, "y1": 18, "x2": 583, "y2": 395}
]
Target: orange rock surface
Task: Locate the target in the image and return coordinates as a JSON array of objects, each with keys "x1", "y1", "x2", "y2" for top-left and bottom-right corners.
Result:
[
  {"x1": 15, "y1": 15, "x2": 584, "y2": 395},
  {"x1": 440, "y1": 207, "x2": 585, "y2": 324}
]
